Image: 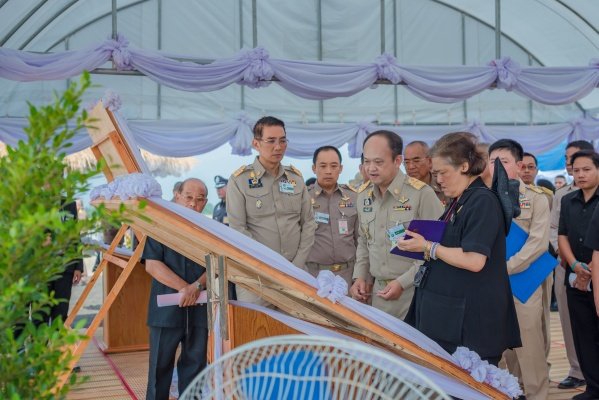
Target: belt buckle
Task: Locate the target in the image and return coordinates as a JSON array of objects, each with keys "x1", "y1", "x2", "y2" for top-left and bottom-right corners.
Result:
[{"x1": 331, "y1": 264, "x2": 342, "y2": 272}]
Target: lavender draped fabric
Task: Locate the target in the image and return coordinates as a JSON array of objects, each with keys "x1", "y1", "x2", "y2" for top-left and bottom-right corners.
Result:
[
  {"x1": 1, "y1": 114, "x2": 598, "y2": 167},
  {"x1": 1, "y1": 35, "x2": 598, "y2": 104}
]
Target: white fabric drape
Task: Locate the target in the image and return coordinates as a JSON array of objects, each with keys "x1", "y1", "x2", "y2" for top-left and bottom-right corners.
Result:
[{"x1": 1, "y1": 113, "x2": 597, "y2": 164}]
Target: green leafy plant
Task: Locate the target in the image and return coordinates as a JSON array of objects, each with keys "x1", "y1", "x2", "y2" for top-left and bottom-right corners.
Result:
[{"x1": 0, "y1": 72, "x2": 125, "y2": 399}]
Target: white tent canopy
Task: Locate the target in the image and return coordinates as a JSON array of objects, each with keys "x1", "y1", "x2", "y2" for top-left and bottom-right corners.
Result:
[{"x1": 0, "y1": 0, "x2": 596, "y2": 126}]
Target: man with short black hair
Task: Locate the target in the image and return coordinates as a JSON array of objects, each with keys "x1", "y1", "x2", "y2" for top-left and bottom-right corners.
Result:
[
  {"x1": 213, "y1": 175, "x2": 229, "y2": 225},
  {"x1": 489, "y1": 139, "x2": 550, "y2": 400},
  {"x1": 559, "y1": 150, "x2": 599, "y2": 400},
  {"x1": 520, "y1": 152, "x2": 539, "y2": 185},
  {"x1": 555, "y1": 175, "x2": 567, "y2": 190},
  {"x1": 143, "y1": 178, "x2": 208, "y2": 400},
  {"x1": 227, "y1": 116, "x2": 316, "y2": 305},
  {"x1": 550, "y1": 140, "x2": 594, "y2": 390},
  {"x1": 306, "y1": 146, "x2": 359, "y2": 286},
  {"x1": 350, "y1": 131, "x2": 443, "y2": 319},
  {"x1": 519, "y1": 151, "x2": 554, "y2": 361}
]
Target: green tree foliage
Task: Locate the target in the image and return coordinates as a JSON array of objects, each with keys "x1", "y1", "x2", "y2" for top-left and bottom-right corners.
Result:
[{"x1": 0, "y1": 73, "x2": 125, "y2": 399}]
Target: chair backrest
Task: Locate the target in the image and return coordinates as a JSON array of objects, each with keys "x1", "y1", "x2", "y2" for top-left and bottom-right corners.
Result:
[{"x1": 86, "y1": 102, "x2": 150, "y2": 181}]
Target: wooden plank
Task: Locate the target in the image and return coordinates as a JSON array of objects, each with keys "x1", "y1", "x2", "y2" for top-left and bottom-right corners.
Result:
[
  {"x1": 64, "y1": 225, "x2": 129, "y2": 328},
  {"x1": 102, "y1": 253, "x2": 128, "y2": 269},
  {"x1": 228, "y1": 304, "x2": 300, "y2": 348},
  {"x1": 56, "y1": 235, "x2": 147, "y2": 390}
]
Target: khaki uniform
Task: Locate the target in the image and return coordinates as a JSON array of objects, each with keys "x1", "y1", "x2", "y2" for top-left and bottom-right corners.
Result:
[
  {"x1": 503, "y1": 180, "x2": 550, "y2": 400},
  {"x1": 549, "y1": 183, "x2": 583, "y2": 380},
  {"x1": 535, "y1": 185, "x2": 554, "y2": 360},
  {"x1": 306, "y1": 183, "x2": 359, "y2": 286},
  {"x1": 227, "y1": 157, "x2": 317, "y2": 305},
  {"x1": 353, "y1": 171, "x2": 444, "y2": 319}
]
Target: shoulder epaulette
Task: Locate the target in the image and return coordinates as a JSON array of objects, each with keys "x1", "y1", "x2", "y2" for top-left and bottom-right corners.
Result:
[
  {"x1": 407, "y1": 177, "x2": 425, "y2": 190},
  {"x1": 538, "y1": 186, "x2": 553, "y2": 196},
  {"x1": 342, "y1": 183, "x2": 357, "y2": 193},
  {"x1": 357, "y1": 181, "x2": 371, "y2": 193},
  {"x1": 287, "y1": 164, "x2": 303, "y2": 177},
  {"x1": 527, "y1": 184, "x2": 544, "y2": 194},
  {"x1": 232, "y1": 165, "x2": 247, "y2": 177}
]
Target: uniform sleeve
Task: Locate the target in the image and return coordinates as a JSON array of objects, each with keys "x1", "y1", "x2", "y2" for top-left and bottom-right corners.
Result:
[
  {"x1": 225, "y1": 175, "x2": 253, "y2": 239},
  {"x1": 460, "y1": 193, "x2": 501, "y2": 258},
  {"x1": 507, "y1": 194, "x2": 550, "y2": 275},
  {"x1": 584, "y1": 205, "x2": 599, "y2": 251},
  {"x1": 291, "y1": 184, "x2": 317, "y2": 269},
  {"x1": 396, "y1": 186, "x2": 443, "y2": 289},
  {"x1": 142, "y1": 236, "x2": 164, "y2": 262},
  {"x1": 353, "y1": 213, "x2": 370, "y2": 281},
  {"x1": 549, "y1": 192, "x2": 562, "y2": 250}
]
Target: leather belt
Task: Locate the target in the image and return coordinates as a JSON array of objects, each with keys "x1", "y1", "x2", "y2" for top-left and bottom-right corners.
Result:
[{"x1": 317, "y1": 262, "x2": 349, "y2": 272}]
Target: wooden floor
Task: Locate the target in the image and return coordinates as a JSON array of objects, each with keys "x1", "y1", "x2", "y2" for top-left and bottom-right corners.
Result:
[{"x1": 68, "y1": 312, "x2": 586, "y2": 400}]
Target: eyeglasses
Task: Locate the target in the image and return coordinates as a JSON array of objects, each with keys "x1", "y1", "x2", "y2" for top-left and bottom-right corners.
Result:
[
  {"x1": 259, "y1": 138, "x2": 289, "y2": 146},
  {"x1": 521, "y1": 165, "x2": 537, "y2": 171}
]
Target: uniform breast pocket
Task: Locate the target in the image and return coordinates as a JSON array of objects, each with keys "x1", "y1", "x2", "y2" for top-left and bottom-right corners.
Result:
[
  {"x1": 245, "y1": 190, "x2": 274, "y2": 216},
  {"x1": 516, "y1": 208, "x2": 532, "y2": 231},
  {"x1": 279, "y1": 190, "x2": 303, "y2": 214}
]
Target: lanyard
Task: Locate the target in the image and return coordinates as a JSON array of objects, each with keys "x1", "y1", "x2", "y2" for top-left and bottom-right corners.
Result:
[{"x1": 442, "y1": 198, "x2": 460, "y2": 222}]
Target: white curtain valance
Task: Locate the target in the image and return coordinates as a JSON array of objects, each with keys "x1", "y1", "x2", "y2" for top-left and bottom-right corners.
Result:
[
  {"x1": 0, "y1": 114, "x2": 597, "y2": 164},
  {"x1": 1, "y1": 34, "x2": 598, "y2": 105}
]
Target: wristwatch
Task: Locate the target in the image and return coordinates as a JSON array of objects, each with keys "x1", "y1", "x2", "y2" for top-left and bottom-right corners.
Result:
[{"x1": 196, "y1": 281, "x2": 204, "y2": 291}]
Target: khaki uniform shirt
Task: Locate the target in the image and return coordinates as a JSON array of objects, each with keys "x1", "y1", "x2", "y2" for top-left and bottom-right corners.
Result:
[
  {"x1": 508, "y1": 180, "x2": 550, "y2": 275},
  {"x1": 353, "y1": 171, "x2": 444, "y2": 289},
  {"x1": 550, "y1": 183, "x2": 578, "y2": 251},
  {"x1": 227, "y1": 157, "x2": 317, "y2": 268},
  {"x1": 306, "y1": 183, "x2": 359, "y2": 265}
]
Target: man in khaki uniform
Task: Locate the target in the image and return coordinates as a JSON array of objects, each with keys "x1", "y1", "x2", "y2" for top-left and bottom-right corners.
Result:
[
  {"x1": 306, "y1": 146, "x2": 359, "y2": 286},
  {"x1": 519, "y1": 151, "x2": 554, "y2": 360},
  {"x1": 490, "y1": 139, "x2": 550, "y2": 400},
  {"x1": 350, "y1": 131, "x2": 444, "y2": 319},
  {"x1": 549, "y1": 140, "x2": 594, "y2": 389},
  {"x1": 227, "y1": 116, "x2": 317, "y2": 306},
  {"x1": 404, "y1": 140, "x2": 448, "y2": 206},
  {"x1": 348, "y1": 153, "x2": 370, "y2": 191}
]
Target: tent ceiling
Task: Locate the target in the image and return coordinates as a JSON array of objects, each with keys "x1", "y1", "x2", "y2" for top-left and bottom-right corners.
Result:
[{"x1": 0, "y1": 0, "x2": 597, "y2": 120}]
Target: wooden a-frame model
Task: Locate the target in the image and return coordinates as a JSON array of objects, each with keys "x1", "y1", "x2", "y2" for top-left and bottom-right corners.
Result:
[{"x1": 59, "y1": 102, "x2": 508, "y2": 399}]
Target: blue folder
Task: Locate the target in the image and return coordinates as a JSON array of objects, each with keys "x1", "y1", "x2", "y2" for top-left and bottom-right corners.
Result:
[{"x1": 507, "y1": 222, "x2": 559, "y2": 303}]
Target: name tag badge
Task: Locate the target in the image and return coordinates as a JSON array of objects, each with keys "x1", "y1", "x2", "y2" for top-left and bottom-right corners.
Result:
[
  {"x1": 279, "y1": 181, "x2": 295, "y2": 194},
  {"x1": 314, "y1": 212, "x2": 330, "y2": 224},
  {"x1": 338, "y1": 219, "x2": 349, "y2": 235},
  {"x1": 386, "y1": 224, "x2": 406, "y2": 243}
]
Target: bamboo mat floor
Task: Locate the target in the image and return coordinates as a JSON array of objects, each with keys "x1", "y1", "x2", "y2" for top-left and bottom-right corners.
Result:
[{"x1": 68, "y1": 312, "x2": 587, "y2": 400}]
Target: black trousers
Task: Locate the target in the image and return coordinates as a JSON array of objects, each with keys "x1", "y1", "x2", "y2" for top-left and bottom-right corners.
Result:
[
  {"x1": 146, "y1": 325, "x2": 208, "y2": 400},
  {"x1": 567, "y1": 287, "x2": 599, "y2": 397},
  {"x1": 47, "y1": 271, "x2": 74, "y2": 323}
]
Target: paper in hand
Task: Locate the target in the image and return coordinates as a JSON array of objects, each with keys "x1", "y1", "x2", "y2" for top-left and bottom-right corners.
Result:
[{"x1": 157, "y1": 290, "x2": 208, "y2": 307}]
